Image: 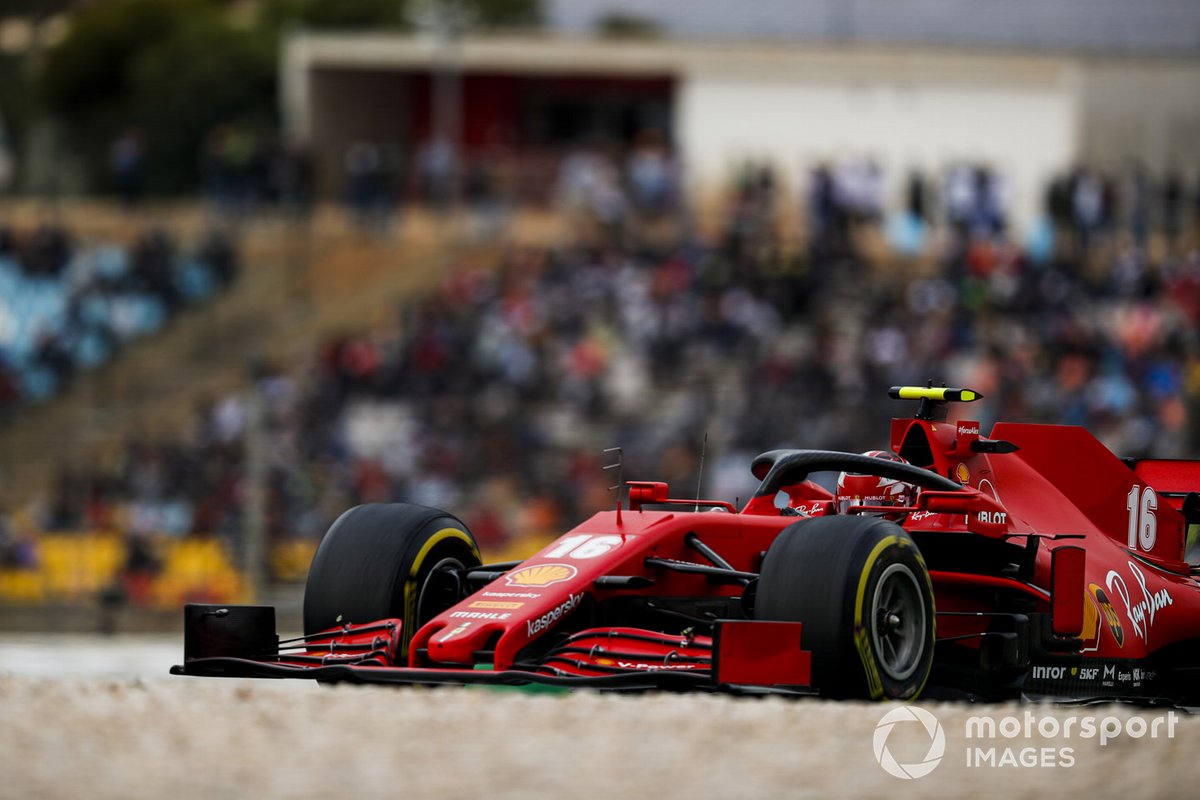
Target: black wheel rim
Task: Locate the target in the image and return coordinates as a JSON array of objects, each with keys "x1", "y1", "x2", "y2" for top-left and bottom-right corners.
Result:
[
  {"x1": 870, "y1": 563, "x2": 926, "y2": 681},
  {"x1": 415, "y1": 556, "x2": 468, "y2": 625}
]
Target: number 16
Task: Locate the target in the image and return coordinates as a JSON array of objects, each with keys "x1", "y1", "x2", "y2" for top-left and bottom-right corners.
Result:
[{"x1": 1126, "y1": 485, "x2": 1157, "y2": 552}]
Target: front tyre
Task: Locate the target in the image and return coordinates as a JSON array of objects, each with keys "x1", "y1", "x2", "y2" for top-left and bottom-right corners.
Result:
[
  {"x1": 755, "y1": 515, "x2": 934, "y2": 700},
  {"x1": 303, "y1": 503, "x2": 481, "y2": 661}
]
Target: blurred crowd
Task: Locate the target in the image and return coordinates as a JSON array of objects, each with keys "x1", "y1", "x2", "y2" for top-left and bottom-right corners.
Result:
[
  {"x1": 14, "y1": 156, "x2": 1200, "y2": 572},
  {"x1": 1044, "y1": 164, "x2": 1197, "y2": 253},
  {"x1": 191, "y1": 122, "x2": 684, "y2": 233},
  {"x1": 807, "y1": 158, "x2": 1200, "y2": 264},
  {"x1": 0, "y1": 222, "x2": 238, "y2": 423},
  {"x1": 191, "y1": 118, "x2": 1200, "y2": 261},
  {"x1": 199, "y1": 125, "x2": 316, "y2": 219}
]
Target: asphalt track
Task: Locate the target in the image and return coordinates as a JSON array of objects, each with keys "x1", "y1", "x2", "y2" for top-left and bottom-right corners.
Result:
[{"x1": 1, "y1": 635, "x2": 1198, "y2": 799}]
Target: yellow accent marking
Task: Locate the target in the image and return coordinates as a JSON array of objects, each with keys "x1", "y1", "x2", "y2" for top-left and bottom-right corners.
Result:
[
  {"x1": 853, "y1": 627, "x2": 882, "y2": 699},
  {"x1": 853, "y1": 535, "x2": 936, "y2": 702},
  {"x1": 893, "y1": 386, "x2": 980, "y2": 402},
  {"x1": 854, "y1": 535, "x2": 898, "y2": 700},
  {"x1": 401, "y1": 528, "x2": 478, "y2": 657},
  {"x1": 897, "y1": 387, "x2": 947, "y2": 400}
]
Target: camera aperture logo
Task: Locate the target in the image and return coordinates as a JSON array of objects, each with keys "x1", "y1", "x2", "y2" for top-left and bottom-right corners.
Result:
[
  {"x1": 873, "y1": 706, "x2": 946, "y2": 779},
  {"x1": 874, "y1": 706, "x2": 1178, "y2": 778}
]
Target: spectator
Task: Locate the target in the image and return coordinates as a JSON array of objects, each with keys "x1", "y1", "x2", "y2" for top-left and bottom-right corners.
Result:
[
  {"x1": 344, "y1": 142, "x2": 391, "y2": 231},
  {"x1": 1071, "y1": 166, "x2": 1104, "y2": 257},
  {"x1": 1162, "y1": 167, "x2": 1184, "y2": 244},
  {"x1": 625, "y1": 129, "x2": 677, "y2": 217},
  {"x1": 110, "y1": 129, "x2": 144, "y2": 207}
]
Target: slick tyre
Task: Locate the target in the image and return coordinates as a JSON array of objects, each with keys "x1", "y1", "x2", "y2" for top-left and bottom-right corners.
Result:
[
  {"x1": 303, "y1": 503, "x2": 481, "y2": 661},
  {"x1": 755, "y1": 515, "x2": 934, "y2": 700}
]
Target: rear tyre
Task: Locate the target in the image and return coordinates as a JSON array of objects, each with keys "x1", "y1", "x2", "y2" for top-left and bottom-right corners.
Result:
[
  {"x1": 303, "y1": 503, "x2": 481, "y2": 661},
  {"x1": 755, "y1": 515, "x2": 934, "y2": 700}
]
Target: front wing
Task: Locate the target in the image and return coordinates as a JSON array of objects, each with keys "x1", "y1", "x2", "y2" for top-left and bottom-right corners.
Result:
[{"x1": 170, "y1": 604, "x2": 815, "y2": 695}]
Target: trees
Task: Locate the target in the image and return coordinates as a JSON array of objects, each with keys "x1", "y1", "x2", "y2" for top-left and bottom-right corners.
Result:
[
  {"x1": 40, "y1": 0, "x2": 274, "y2": 194},
  {"x1": 36, "y1": 0, "x2": 542, "y2": 195}
]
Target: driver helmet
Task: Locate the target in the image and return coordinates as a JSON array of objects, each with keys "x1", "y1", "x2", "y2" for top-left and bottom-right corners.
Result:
[{"x1": 836, "y1": 450, "x2": 916, "y2": 520}]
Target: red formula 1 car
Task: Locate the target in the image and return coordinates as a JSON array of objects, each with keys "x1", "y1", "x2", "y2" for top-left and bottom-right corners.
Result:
[{"x1": 173, "y1": 386, "x2": 1200, "y2": 703}]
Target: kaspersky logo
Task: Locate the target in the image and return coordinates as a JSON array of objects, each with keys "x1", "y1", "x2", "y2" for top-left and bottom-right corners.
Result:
[
  {"x1": 873, "y1": 706, "x2": 945, "y2": 779},
  {"x1": 526, "y1": 592, "x2": 584, "y2": 636}
]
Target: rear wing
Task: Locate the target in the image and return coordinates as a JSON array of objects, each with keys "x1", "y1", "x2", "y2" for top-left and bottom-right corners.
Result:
[
  {"x1": 1127, "y1": 459, "x2": 1200, "y2": 560},
  {"x1": 1127, "y1": 458, "x2": 1200, "y2": 512}
]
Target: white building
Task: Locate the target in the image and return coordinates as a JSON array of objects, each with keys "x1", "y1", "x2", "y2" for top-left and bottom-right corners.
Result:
[{"x1": 281, "y1": 32, "x2": 1200, "y2": 230}]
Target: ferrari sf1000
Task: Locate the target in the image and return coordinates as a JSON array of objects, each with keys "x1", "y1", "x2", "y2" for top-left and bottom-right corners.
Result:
[{"x1": 174, "y1": 386, "x2": 1200, "y2": 703}]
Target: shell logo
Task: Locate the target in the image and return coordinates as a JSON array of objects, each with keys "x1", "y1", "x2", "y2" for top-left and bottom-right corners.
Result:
[
  {"x1": 955, "y1": 463, "x2": 970, "y2": 484},
  {"x1": 505, "y1": 563, "x2": 578, "y2": 588}
]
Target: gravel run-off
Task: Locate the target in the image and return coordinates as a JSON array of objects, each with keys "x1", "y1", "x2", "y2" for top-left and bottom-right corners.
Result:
[{"x1": 2, "y1": 674, "x2": 1197, "y2": 799}]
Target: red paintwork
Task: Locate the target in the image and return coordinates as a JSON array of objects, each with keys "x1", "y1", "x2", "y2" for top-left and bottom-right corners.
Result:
[
  {"x1": 538, "y1": 627, "x2": 714, "y2": 677},
  {"x1": 406, "y1": 413, "x2": 1199, "y2": 677},
  {"x1": 1051, "y1": 545, "x2": 1086, "y2": 636},
  {"x1": 713, "y1": 621, "x2": 812, "y2": 688},
  {"x1": 895, "y1": 417, "x2": 1197, "y2": 661},
  {"x1": 287, "y1": 619, "x2": 403, "y2": 667},
  {"x1": 1130, "y1": 459, "x2": 1200, "y2": 509},
  {"x1": 410, "y1": 510, "x2": 791, "y2": 669},
  {"x1": 181, "y1": 401, "x2": 1200, "y2": 696}
]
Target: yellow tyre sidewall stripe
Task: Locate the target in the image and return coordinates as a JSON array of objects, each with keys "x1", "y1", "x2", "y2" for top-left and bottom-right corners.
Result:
[
  {"x1": 400, "y1": 527, "x2": 479, "y2": 657},
  {"x1": 852, "y1": 534, "x2": 935, "y2": 701}
]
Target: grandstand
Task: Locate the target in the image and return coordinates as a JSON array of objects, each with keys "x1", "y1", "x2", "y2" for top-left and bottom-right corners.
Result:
[
  {"x1": 0, "y1": 223, "x2": 234, "y2": 407},
  {"x1": 0, "y1": 204, "x2": 567, "y2": 618},
  {"x1": 4, "y1": 176, "x2": 1196, "y2": 622}
]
